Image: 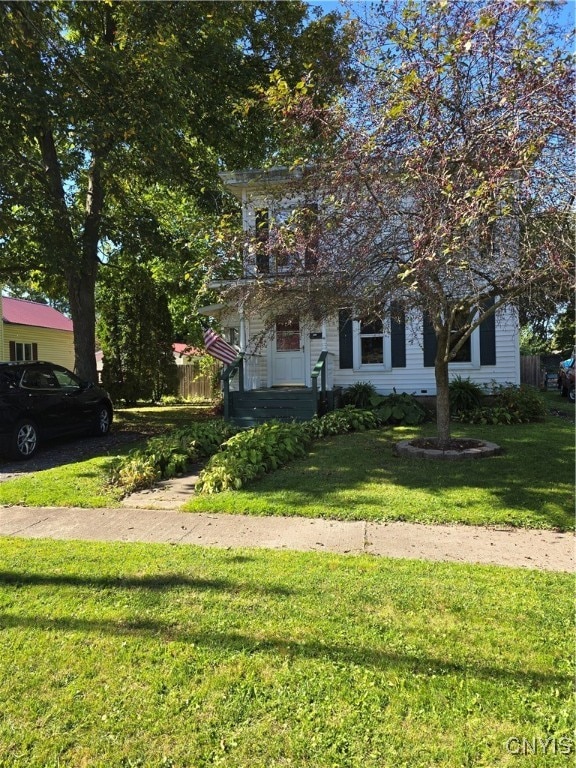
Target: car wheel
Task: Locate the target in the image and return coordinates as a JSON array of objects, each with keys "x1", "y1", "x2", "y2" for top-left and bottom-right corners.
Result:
[
  {"x1": 10, "y1": 420, "x2": 39, "y2": 460},
  {"x1": 93, "y1": 405, "x2": 112, "y2": 436},
  {"x1": 569, "y1": 386, "x2": 575, "y2": 404}
]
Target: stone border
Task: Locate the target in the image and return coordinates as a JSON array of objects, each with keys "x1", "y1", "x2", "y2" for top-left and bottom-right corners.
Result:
[{"x1": 394, "y1": 439, "x2": 502, "y2": 460}]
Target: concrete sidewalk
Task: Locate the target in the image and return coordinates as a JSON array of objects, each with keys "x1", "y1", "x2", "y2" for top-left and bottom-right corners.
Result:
[{"x1": 0, "y1": 505, "x2": 573, "y2": 572}]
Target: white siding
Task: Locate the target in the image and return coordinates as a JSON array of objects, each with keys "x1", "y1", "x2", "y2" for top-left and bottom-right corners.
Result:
[{"x1": 240, "y1": 307, "x2": 519, "y2": 395}]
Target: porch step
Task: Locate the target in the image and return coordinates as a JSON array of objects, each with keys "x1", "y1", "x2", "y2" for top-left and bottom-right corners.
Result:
[{"x1": 229, "y1": 389, "x2": 317, "y2": 426}]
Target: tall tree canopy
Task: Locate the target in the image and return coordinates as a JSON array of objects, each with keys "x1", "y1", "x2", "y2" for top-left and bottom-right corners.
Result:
[
  {"x1": 0, "y1": 0, "x2": 351, "y2": 380},
  {"x1": 234, "y1": 0, "x2": 574, "y2": 445}
]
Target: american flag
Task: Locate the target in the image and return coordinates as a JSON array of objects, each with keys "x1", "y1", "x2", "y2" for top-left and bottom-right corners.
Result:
[{"x1": 203, "y1": 327, "x2": 238, "y2": 365}]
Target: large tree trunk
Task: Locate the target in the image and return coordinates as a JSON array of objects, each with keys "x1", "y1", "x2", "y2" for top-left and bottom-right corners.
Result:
[
  {"x1": 68, "y1": 263, "x2": 98, "y2": 383},
  {"x1": 434, "y1": 328, "x2": 451, "y2": 449},
  {"x1": 37, "y1": 127, "x2": 101, "y2": 382},
  {"x1": 71, "y1": 159, "x2": 104, "y2": 383}
]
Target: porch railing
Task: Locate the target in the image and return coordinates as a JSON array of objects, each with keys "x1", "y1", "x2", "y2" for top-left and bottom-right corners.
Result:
[
  {"x1": 221, "y1": 354, "x2": 244, "y2": 421},
  {"x1": 311, "y1": 351, "x2": 329, "y2": 413}
]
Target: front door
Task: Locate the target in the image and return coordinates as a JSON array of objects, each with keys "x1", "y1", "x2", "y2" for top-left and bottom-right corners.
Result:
[{"x1": 272, "y1": 318, "x2": 306, "y2": 385}]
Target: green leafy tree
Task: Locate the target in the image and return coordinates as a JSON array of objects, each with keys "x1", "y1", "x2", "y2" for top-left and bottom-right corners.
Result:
[
  {"x1": 97, "y1": 259, "x2": 178, "y2": 405},
  {"x1": 152, "y1": 293, "x2": 179, "y2": 403},
  {"x1": 0, "y1": 1, "x2": 350, "y2": 380}
]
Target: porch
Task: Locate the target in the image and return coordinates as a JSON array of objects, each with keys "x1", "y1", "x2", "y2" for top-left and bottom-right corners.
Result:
[{"x1": 222, "y1": 352, "x2": 337, "y2": 427}]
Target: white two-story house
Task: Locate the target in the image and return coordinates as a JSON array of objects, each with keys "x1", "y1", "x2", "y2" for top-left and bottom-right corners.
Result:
[{"x1": 202, "y1": 168, "x2": 520, "y2": 424}]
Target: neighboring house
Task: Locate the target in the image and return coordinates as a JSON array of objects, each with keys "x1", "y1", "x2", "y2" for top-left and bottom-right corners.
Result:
[
  {"x1": 204, "y1": 168, "x2": 520, "y2": 424},
  {"x1": 1, "y1": 295, "x2": 74, "y2": 369},
  {"x1": 172, "y1": 342, "x2": 203, "y2": 365}
]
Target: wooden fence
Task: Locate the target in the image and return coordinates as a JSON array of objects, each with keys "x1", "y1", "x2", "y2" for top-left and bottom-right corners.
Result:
[
  {"x1": 520, "y1": 355, "x2": 544, "y2": 388},
  {"x1": 177, "y1": 360, "x2": 220, "y2": 400}
]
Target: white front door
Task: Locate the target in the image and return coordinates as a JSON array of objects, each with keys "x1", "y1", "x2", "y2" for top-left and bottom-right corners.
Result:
[{"x1": 272, "y1": 318, "x2": 306, "y2": 385}]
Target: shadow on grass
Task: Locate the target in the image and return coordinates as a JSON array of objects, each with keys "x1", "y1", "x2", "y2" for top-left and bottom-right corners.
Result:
[
  {"x1": 0, "y1": 571, "x2": 295, "y2": 596},
  {"x1": 0, "y1": 612, "x2": 569, "y2": 688}
]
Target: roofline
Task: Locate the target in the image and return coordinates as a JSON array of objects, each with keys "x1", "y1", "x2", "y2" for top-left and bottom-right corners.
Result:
[{"x1": 219, "y1": 166, "x2": 311, "y2": 199}]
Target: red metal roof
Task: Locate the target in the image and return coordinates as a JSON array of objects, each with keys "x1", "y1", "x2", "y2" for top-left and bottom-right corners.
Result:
[
  {"x1": 2, "y1": 296, "x2": 73, "y2": 332},
  {"x1": 173, "y1": 342, "x2": 202, "y2": 357}
]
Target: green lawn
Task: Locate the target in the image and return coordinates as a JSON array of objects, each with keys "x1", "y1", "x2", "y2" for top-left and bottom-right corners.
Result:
[
  {"x1": 114, "y1": 402, "x2": 217, "y2": 434},
  {"x1": 0, "y1": 537, "x2": 572, "y2": 768},
  {"x1": 185, "y1": 418, "x2": 574, "y2": 531},
  {"x1": 0, "y1": 407, "x2": 572, "y2": 531}
]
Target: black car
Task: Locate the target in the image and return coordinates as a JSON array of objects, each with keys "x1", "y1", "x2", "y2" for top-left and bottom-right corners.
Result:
[{"x1": 0, "y1": 361, "x2": 113, "y2": 460}]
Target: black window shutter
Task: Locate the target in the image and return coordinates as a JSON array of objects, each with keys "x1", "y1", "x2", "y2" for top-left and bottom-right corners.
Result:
[
  {"x1": 423, "y1": 313, "x2": 437, "y2": 367},
  {"x1": 32, "y1": 343, "x2": 38, "y2": 361},
  {"x1": 480, "y1": 298, "x2": 496, "y2": 366},
  {"x1": 390, "y1": 304, "x2": 406, "y2": 368},
  {"x1": 338, "y1": 309, "x2": 353, "y2": 369},
  {"x1": 9, "y1": 341, "x2": 16, "y2": 361}
]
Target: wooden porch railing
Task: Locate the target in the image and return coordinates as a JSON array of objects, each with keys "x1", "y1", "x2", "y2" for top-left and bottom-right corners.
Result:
[
  {"x1": 221, "y1": 354, "x2": 244, "y2": 421},
  {"x1": 311, "y1": 350, "x2": 329, "y2": 413}
]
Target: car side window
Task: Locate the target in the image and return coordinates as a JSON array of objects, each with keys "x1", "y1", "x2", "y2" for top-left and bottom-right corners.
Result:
[
  {"x1": 53, "y1": 368, "x2": 81, "y2": 390},
  {"x1": 21, "y1": 369, "x2": 58, "y2": 389}
]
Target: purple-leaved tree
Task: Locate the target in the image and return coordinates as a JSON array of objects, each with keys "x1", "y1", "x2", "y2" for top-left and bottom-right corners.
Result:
[{"x1": 230, "y1": 0, "x2": 573, "y2": 446}]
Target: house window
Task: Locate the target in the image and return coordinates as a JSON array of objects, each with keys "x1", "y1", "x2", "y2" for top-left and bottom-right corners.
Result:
[
  {"x1": 450, "y1": 310, "x2": 472, "y2": 363},
  {"x1": 423, "y1": 304, "x2": 496, "y2": 368},
  {"x1": 301, "y1": 203, "x2": 319, "y2": 270},
  {"x1": 225, "y1": 327, "x2": 240, "y2": 347},
  {"x1": 9, "y1": 341, "x2": 38, "y2": 362},
  {"x1": 359, "y1": 318, "x2": 384, "y2": 365},
  {"x1": 339, "y1": 309, "x2": 406, "y2": 370},
  {"x1": 255, "y1": 208, "x2": 270, "y2": 273}
]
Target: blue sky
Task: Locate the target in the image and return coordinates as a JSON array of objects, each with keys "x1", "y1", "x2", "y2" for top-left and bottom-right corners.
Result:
[{"x1": 309, "y1": 0, "x2": 575, "y2": 35}]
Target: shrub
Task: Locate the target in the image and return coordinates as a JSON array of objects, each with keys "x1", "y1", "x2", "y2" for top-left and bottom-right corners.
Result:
[
  {"x1": 112, "y1": 455, "x2": 162, "y2": 494},
  {"x1": 372, "y1": 392, "x2": 427, "y2": 425},
  {"x1": 449, "y1": 376, "x2": 484, "y2": 414},
  {"x1": 342, "y1": 381, "x2": 377, "y2": 408},
  {"x1": 492, "y1": 384, "x2": 547, "y2": 422},
  {"x1": 455, "y1": 384, "x2": 546, "y2": 424},
  {"x1": 196, "y1": 422, "x2": 311, "y2": 494},
  {"x1": 304, "y1": 406, "x2": 378, "y2": 438},
  {"x1": 109, "y1": 420, "x2": 237, "y2": 494}
]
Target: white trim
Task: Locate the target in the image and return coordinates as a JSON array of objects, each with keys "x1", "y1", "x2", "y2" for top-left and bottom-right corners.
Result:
[{"x1": 352, "y1": 318, "x2": 392, "y2": 372}]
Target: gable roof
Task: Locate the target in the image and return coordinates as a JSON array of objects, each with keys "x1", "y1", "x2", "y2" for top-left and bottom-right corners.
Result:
[{"x1": 2, "y1": 296, "x2": 73, "y2": 332}]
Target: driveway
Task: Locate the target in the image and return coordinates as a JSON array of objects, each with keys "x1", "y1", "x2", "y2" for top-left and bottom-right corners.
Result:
[{"x1": 0, "y1": 429, "x2": 143, "y2": 482}]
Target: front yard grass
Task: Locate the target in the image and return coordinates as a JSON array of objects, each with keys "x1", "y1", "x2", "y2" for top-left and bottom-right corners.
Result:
[
  {"x1": 0, "y1": 455, "x2": 125, "y2": 508},
  {"x1": 185, "y1": 418, "x2": 574, "y2": 531},
  {"x1": 0, "y1": 537, "x2": 572, "y2": 768},
  {"x1": 0, "y1": 406, "x2": 572, "y2": 531}
]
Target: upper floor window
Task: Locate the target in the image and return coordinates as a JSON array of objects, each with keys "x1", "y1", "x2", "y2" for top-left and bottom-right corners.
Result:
[
  {"x1": 255, "y1": 208, "x2": 270, "y2": 273},
  {"x1": 251, "y1": 203, "x2": 319, "y2": 275}
]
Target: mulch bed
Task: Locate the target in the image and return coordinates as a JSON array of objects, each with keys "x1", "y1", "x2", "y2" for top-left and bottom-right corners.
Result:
[{"x1": 410, "y1": 437, "x2": 484, "y2": 451}]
